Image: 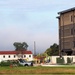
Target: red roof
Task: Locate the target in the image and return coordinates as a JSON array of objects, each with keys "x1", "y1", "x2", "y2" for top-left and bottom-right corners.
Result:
[
  {"x1": 34, "y1": 56, "x2": 46, "y2": 59},
  {"x1": 0, "y1": 50, "x2": 32, "y2": 54}
]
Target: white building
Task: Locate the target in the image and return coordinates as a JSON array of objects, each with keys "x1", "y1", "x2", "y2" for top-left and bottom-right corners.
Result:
[
  {"x1": 0, "y1": 50, "x2": 33, "y2": 62},
  {"x1": 51, "y1": 56, "x2": 75, "y2": 64}
]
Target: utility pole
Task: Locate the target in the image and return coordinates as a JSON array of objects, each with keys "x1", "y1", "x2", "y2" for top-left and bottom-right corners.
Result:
[{"x1": 34, "y1": 41, "x2": 36, "y2": 56}]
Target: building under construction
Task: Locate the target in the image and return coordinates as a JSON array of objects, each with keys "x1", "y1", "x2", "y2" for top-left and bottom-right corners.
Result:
[{"x1": 57, "y1": 7, "x2": 75, "y2": 55}]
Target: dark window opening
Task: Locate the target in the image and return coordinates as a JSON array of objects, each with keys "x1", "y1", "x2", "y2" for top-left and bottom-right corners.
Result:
[
  {"x1": 29, "y1": 55, "x2": 31, "y2": 57},
  {"x1": 74, "y1": 41, "x2": 75, "y2": 47},
  {"x1": 3, "y1": 55, "x2": 5, "y2": 58},
  {"x1": 66, "y1": 51, "x2": 72, "y2": 55},
  {"x1": 71, "y1": 15, "x2": 73, "y2": 22},
  {"x1": 14, "y1": 55, "x2": 16, "y2": 58},
  {"x1": 8, "y1": 55, "x2": 10, "y2": 58},
  {"x1": 71, "y1": 28, "x2": 73, "y2": 35},
  {"x1": 24, "y1": 55, "x2": 26, "y2": 58},
  {"x1": 61, "y1": 49, "x2": 73, "y2": 55}
]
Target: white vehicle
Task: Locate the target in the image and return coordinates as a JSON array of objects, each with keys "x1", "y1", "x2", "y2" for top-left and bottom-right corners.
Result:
[{"x1": 18, "y1": 59, "x2": 33, "y2": 66}]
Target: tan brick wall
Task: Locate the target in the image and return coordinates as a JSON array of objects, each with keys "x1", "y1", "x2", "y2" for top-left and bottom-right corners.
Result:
[{"x1": 60, "y1": 11, "x2": 75, "y2": 26}]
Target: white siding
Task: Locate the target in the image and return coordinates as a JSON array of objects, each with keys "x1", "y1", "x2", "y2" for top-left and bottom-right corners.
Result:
[
  {"x1": 51, "y1": 56, "x2": 75, "y2": 64},
  {"x1": 0, "y1": 54, "x2": 33, "y2": 62}
]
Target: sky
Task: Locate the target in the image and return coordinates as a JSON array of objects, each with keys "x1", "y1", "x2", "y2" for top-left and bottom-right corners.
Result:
[{"x1": 0, "y1": 0, "x2": 75, "y2": 54}]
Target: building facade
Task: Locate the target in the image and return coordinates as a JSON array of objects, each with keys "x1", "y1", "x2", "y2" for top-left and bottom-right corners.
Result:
[
  {"x1": 57, "y1": 7, "x2": 75, "y2": 55},
  {"x1": 0, "y1": 50, "x2": 33, "y2": 62}
]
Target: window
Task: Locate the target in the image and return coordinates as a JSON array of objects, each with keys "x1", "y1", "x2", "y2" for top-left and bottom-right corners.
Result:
[
  {"x1": 14, "y1": 55, "x2": 16, "y2": 58},
  {"x1": 73, "y1": 41, "x2": 75, "y2": 47},
  {"x1": 29, "y1": 55, "x2": 31, "y2": 57},
  {"x1": 71, "y1": 28, "x2": 75, "y2": 35},
  {"x1": 71, "y1": 28, "x2": 73, "y2": 35},
  {"x1": 71, "y1": 15, "x2": 73, "y2": 22},
  {"x1": 8, "y1": 55, "x2": 10, "y2": 58},
  {"x1": 24, "y1": 55, "x2": 26, "y2": 58},
  {"x1": 3, "y1": 55, "x2": 5, "y2": 58}
]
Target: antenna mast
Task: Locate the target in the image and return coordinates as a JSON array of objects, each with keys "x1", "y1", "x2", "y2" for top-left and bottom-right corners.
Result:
[{"x1": 34, "y1": 41, "x2": 36, "y2": 55}]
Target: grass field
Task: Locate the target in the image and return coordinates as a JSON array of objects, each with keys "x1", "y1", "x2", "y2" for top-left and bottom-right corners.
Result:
[{"x1": 0, "y1": 65, "x2": 75, "y2": 75}]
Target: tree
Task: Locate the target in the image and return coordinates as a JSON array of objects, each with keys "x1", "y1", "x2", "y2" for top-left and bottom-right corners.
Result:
[
  {"x1": 45, "y1": 43, "x2": 59, "y2": 56},
  {"x1": 13, "y1": 42, "x2": 28, "y2": 51}
]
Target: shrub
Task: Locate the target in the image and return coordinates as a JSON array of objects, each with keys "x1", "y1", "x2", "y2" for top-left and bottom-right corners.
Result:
[
  {"x1": 56, "y1": 57, "x2": 64, "y2": 64},
  {"x1": 67, "y1": 57, "x2": 73, "y2": 64},
  {"x1": 0, "y1": 60, "x2": 22, "y2": 66},
  {"x1": 0, "y1": 60, "x2": 12, "y2": 66}
]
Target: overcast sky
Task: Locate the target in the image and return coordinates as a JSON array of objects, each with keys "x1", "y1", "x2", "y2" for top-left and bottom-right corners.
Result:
[{"x1": 0, "y1": 0, "x2": 75, "y2": 54}]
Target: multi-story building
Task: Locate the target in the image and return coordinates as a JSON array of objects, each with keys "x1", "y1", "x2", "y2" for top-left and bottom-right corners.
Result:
[{"x1": 57, "y1": 7, "x2": 75, "y2": 55}]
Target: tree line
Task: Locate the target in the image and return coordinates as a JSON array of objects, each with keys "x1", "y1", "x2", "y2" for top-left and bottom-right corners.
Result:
[{"x1": 13, "y1": 42, "x2": 59, "y2": 56}]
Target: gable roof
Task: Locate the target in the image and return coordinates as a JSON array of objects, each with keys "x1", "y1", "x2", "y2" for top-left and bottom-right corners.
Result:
[{"x1": 0, "y1": 50, "x2": 32, "y2": 54}]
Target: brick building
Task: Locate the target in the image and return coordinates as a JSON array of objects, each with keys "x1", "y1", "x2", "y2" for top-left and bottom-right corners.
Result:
[{"x1": 57, "y1": 7, "x2": 75, "y2": 55}]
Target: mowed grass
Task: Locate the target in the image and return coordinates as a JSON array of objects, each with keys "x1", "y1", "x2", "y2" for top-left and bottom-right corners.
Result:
[{"x1": 0, "y1": 65, "x2": 75, "y2": 74}]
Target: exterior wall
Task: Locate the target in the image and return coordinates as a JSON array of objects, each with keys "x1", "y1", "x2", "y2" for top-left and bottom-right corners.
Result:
[
  {"x1": 60, "y1": 24, "x2": 74, "y2": 50},
  {"x1": 51, "y1": 56, "x2": 59, "y2": 64},
  {"x1": 60, "y1": 11, "x2": 75, "y2": 26},
  {"x1": 51, "y1": 56, "x2": 75, "y2": 64},
  {"x1": 0, "y1": 54, "x2": 33, "y2": 62},
  {"x1": 58, "y1": 9, "x2": 75, "y2": 55},
  {"x1": 0, "y1": 54, "x2": 18, "y2": 62},
  {"x1": 24, "y1": 54, "x2": 33, "y2": 61}
]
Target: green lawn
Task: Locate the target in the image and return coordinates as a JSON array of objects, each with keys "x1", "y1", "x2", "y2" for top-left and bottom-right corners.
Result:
[{"x1": 0, "y1": 65, "x2": 75, "y2": 74}]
